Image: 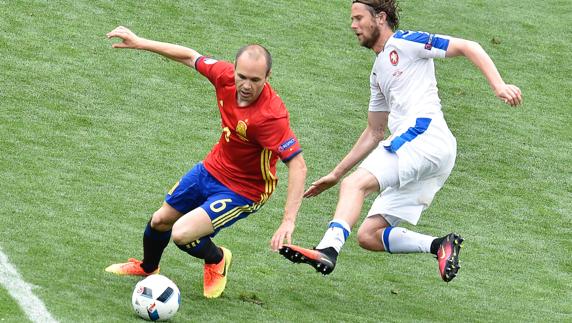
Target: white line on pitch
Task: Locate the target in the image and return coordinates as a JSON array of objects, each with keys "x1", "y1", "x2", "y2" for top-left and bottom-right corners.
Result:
[{"x1": 0, "y1": 248, "x2": 58, "y2": 323}]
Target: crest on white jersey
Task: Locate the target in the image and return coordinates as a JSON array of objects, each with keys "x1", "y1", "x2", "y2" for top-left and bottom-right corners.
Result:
[{"x1": 389, "y1": 50, "x2": 399, "y2": 66}]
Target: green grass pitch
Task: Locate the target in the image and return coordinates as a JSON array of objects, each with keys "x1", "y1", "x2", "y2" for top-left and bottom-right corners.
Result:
[{"x1": 0, "y1": 0, "x2": 570, "y2": 322}]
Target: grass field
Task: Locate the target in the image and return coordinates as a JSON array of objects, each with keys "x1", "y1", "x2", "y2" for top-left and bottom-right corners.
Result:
[{"x1": 1, "y1": 0, "x2": 571, "y2": 322}]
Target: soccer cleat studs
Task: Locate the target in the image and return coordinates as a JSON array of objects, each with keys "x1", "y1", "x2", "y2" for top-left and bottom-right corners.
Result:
[
  {"x1": 279, "y1": 245, "x2": 336, "y2": 275},
  {"x1": 436, "y1": 233, "x2": 464, "y2": 282}
]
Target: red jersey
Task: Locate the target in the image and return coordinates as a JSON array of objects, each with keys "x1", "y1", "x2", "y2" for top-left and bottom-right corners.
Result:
[{"x1": 196, "y1": 56, "x2": 302, "y2": 203}]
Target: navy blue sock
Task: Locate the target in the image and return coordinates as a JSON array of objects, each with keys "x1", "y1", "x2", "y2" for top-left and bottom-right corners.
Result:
[
  {"x1": 175, "y1": 237, "x2": 223, "y2": 264},
  {"x1": 142, "y1": 221, "x2": 171, "y2": 273}
]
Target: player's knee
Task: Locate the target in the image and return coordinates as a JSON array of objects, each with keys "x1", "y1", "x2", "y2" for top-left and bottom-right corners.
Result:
[
  {"x1": 172, "y1": 222, "x2": 204, "y2": 246},
  {"x1": 149, "y1": 214, "x2": 169, "y2": 231},
  {"x1": 357, "y1": 222, "x2": 387, "y2": 251},
  {"x1": 170, "y1": 224, "x2": 190, "y2": 245},
  {"x1": 170, "y1": 230, "x2": 186, "y2": 245},
  {"x1": 356, "y1": 231, "x2": 376, "y2": 251},
  {"x1": 150, "y1": 208, "x2": 178, "y2": 231},
  {"x1": 340, "y1": 175, "x2": 362, "y2": 193}
]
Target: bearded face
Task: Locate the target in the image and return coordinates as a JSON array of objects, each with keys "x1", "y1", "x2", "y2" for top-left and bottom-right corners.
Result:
[{"x1": 351, "y1": 3, "x2": 383, "y2": 50}]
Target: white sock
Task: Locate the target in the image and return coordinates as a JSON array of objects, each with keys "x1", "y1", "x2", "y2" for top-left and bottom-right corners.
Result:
[
  {"x1": 381, "y1": 227, "x2": 434, "y2": 253},
  {"x1": 315, "y1": 219, "x2": 351, "y2": 253}
]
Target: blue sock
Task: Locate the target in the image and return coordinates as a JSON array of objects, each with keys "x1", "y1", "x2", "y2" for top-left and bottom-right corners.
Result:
[{"x1": 175, "y1": 237, "x2": 222, "y2": 264}]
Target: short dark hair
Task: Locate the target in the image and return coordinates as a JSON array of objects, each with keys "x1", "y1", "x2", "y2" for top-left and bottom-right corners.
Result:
[
  {"x1": 235, "y1": 44, "x2": 272, "y2": 77},
  {"x1": 352, "y1": 0, "x2": 400, "y2": 30}
]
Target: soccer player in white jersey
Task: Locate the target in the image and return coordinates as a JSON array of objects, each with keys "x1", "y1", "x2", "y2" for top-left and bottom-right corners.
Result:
[{"x1": 279, "y1": 0, "x2": 522, "y2": 282}]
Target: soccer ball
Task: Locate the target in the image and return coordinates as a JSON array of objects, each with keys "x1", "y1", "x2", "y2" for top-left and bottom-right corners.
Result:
[{"x1": 132, "y1": 274, "x2": 180, "y2": 321}]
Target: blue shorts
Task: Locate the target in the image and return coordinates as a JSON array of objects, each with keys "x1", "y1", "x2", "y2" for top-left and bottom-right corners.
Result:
[{"x1": 165, "y1": 162, "x2": 263, "y2": 236}]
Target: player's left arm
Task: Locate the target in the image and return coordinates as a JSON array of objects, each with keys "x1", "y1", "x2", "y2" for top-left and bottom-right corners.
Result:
[
  {"x1": 270, "y1": 153, "x2": 307, "y2": 251},
  {"x1": 445, "y1": 37, "x2": 522, "y2": 107}
]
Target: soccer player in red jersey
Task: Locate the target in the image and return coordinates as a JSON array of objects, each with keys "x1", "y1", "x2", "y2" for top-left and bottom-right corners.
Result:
[{"x1": 104, "y1": 26, "x2": 307, "y2": 298}]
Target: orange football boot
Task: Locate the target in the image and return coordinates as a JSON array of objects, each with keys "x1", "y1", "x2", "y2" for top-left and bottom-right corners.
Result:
[
  {"x1": 105, "y1": 258, "x2": 159, "y2": 276},
  {"x1": 203, "y1": 247, "x2": 232, "y2": 298}
]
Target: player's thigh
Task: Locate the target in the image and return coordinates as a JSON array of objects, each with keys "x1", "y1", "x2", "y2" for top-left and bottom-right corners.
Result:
[
  {"x1": 341, "y1": 167, "x2": 382, "y2": 195},
  {"x1": 358, "y1": 147, "x2": 400, "y2": 191},
  {"x1": 172, "y1": 191, "x2": 259, "y2": 244}
]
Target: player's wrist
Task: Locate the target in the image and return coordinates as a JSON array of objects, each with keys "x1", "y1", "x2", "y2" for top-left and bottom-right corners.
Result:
[
  {"x1": 281, "y1": 216, "x2": 296, "y2": 225},
  {"x1": 491, "y1": 81, "x2": 506, "y2": 94},
  {"x1": 330, "y1": 169, "x2": 343, "y2": 182}
]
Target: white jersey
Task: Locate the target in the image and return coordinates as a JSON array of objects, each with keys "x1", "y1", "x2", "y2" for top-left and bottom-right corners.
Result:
[
  {"x1": 367, "y1": 30, "x2": 457, "y2": 188},
  {"x1": 369, "y1": 30, "x2": 450, "y2": 130}
]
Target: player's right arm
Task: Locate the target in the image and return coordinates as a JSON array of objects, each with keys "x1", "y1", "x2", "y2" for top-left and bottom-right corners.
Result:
[
  {"x1": 106, "y1": 26, "x2": 201, "y2": 69},
  {"x1": 304, "y1": 111, "x2": 388, "y2": 198}
]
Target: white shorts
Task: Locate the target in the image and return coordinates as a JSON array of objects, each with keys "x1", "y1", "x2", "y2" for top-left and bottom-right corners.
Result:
[{"x1": 359, "y1": 119, "x2": 456, "y2": 225}]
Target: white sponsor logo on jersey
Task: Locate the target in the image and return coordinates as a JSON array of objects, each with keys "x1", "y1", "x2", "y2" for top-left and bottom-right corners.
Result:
[{"x1": 204, "y1": 58, "x2": 218, "y2": 65}]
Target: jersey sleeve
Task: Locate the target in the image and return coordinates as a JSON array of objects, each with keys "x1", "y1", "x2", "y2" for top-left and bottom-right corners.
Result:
[
  {"x1": 195, "y1": 56, "x2": 234, "y2": 86},
  {"x1": 394, "y1": 30, "x2": 451, "y2": 59},
  {"x1": 256, "y1": 114, "x2": 302, "y2": 162},
  {"x1": 368, "y1": 69, "x2": 389, "y2": 112}
]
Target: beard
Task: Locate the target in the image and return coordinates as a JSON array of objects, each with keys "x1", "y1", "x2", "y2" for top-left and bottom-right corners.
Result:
[{"x1": 359, "y1": 25, "x2": 381, "y2": 49}]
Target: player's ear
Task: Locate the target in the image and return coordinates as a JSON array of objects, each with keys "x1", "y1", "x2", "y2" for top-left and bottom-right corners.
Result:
[
  {"x1": 266, "y1": 69, "x2": 272, "y2": 80},
  {"x1": 377, "y1": 11, "x2": 387, "y2": 25}
]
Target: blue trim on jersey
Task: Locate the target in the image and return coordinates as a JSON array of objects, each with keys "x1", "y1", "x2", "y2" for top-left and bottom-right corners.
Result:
[
  {"x1": 384, "y1": 118, "x2": 432, "y2": 153},
  {"x1": 431, "y1": 37, "x2": 449, "y2": 51},
  {"x1": 393, "y1": 30, "x2": 449, "y2": 51},
  {"x1": 382, "y1": 226, "x2": 393, "y2": 253},
  {"x1": 329, "y1": 221, "x2": 350, "y2": 240},
  {"x1": 282, "y1": 149, "x2": 302, "y2": 163},
  {"x1": 194, "y1": 55, "x2": 204, "y2": 69}
]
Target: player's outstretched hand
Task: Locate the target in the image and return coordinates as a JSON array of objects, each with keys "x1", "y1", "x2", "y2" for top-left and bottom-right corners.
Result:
[
  {"x1": 106, "y1": 26, "x2": 141, "y2": 49},
  {"x1": 270, "y1": 220, "x2": 295, "y2": 251},
  {"x1": 303, "y1": 173, "x2": 339, "y2": 198},
  {"x1": 495, "y1": 83, "x2": 522, "y2": 107}
]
